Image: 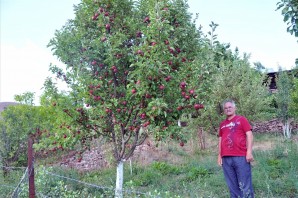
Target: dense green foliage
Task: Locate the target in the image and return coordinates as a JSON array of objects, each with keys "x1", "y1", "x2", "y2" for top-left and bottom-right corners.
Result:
[
  {"x1": 0, "y1": 93, "x2": 49, "y2": 169},
  {"x1": 276, "y1": 68, "x2": 294, "y2": 123},
  {"x1": 42, "y1": 0, "x2": 212, "y2": 164},
  {"x1": 290, "y1": 78, "x2": 298, "y2": 117},
  {"x1": 277, "y1": 0, "x2": 298, "y2": 37}
]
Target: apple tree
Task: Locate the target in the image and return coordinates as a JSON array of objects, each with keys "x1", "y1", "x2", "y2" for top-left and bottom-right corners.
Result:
[{"x1": 43, "y1": 0, "x2": 210, "y2": 196}]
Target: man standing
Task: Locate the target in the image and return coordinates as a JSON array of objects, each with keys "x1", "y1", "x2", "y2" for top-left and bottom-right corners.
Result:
[{"x1": 217, "y1": 99, "x2": 254, "y2": 198}]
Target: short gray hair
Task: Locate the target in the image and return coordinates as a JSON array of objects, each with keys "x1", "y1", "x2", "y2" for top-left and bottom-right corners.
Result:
[{"x1": 222, "y1": 99, "x2": 236, "y2": 108}]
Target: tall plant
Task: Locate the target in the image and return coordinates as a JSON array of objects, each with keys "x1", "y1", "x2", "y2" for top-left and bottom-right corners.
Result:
[
  {"x1": 290, "y1": 78, "x2": 298, "y2": 118},
  {"x1": 276, "y1": 68, "x2": 294, "y2": 138}
]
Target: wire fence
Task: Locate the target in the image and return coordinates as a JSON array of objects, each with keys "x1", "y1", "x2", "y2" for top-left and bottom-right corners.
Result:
[
  {"x1": 0, "y1": 165, "x2": 27, "y2": 198},
  {"x1": 0, "y1": 165, "x2": 158, "y2": 198}
]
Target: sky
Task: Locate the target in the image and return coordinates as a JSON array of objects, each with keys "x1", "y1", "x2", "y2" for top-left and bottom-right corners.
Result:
[{"x1": 1, "y1": 0, "x2": 297, "y2": 103}]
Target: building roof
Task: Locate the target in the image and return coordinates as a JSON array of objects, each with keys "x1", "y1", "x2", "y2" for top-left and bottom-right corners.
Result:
[{"x1": 0, "y1": 102, "x2": 19, "y2": 112}]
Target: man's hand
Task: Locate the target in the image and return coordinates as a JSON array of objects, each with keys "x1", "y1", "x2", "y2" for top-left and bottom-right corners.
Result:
[{"x1": 246, "y1": 152, "x2": 254, "y2": 163}]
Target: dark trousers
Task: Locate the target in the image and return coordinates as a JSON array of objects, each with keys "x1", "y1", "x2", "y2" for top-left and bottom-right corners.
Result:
[{"x1": 222, "y1": 156, "x2": 254, "y2": 198}]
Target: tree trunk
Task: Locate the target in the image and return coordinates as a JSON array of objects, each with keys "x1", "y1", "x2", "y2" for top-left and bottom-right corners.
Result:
[
  {"x1": 198, "y1": 127, "x2": 206, "y2": 150},
  {"x1": 2, "y1": 161, "x2": 9, "y2": 178},
  {"x1": 282, "y1": 119, "x2": 292, "y2": 139},
  {"x1": 115, "y1": 160, "x2": 124, "y2": 198},
  {"x1": 28, "y1": 136, "x2": 35, "y2": 198}
]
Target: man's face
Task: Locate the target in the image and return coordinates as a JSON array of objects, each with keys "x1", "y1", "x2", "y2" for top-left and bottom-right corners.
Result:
[{"x1": 223, "y1": 102, "x2": 236, "y2": 117}]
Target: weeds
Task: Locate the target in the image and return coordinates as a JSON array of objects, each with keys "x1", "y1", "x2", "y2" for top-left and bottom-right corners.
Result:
[{"x1": 1, "y1": 134, "x2": 297, "y2": 197}]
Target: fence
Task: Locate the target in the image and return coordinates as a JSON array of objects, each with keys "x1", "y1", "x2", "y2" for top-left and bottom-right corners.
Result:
[
  {"x1": 0, "y1": 164, "x2": 153, "y2": 198},
  {"x1": 0, "y1": 136, "x2": 150, "y2": 197}
]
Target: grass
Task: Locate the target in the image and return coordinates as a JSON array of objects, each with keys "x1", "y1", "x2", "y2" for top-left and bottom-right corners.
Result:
[{"x1": 1, "y1": 133, "x2": 297, "y2": 197}]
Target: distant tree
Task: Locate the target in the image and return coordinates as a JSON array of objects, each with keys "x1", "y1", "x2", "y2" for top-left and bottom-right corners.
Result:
[
  {"x1": 210, "y1": 64, "x2": 270, "y2": 134},
  {"x1": 189, "y1": 28, "x2": 272, "y2": 134},
  {"x1": 253, "y1": 61, "x2": 266, "y2": 73},
  {"x1": 14, "y1": 92, "x2": 35, "y2": 106},
  {"x1": 43, "y1": 0, "x2": 212, "y2": 197},
  {"x1": 0, "y1": 93, "x2": 50, "y2": 176},
  {"x1": 276, "y1": 68, "x2": 294, "y2": 138}
]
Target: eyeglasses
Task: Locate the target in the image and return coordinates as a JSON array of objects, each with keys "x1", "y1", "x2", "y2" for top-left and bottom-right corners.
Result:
[{"x1": 224, "y1": 106, "x2": 234, "y2": 110}]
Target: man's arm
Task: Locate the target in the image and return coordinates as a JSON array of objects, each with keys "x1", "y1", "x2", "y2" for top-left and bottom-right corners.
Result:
[
  {"x1": 246, "y1": 130, "x2": 254, "y2": 163},
  {"x1": 217, "y1": 137, "x2": 222, "y2": 166}
]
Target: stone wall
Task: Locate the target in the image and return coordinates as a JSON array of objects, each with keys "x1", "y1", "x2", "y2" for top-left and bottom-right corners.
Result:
[{"x1": 252, "y1": 119, "x2": 298, "y2": 133}]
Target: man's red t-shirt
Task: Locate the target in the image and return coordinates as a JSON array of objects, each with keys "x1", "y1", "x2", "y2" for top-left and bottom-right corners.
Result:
[{"x1": 219, "y1": 115, "x2": 251, "y2": 157}]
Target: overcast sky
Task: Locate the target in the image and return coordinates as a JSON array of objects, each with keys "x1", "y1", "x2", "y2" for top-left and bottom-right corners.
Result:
[{"x1": 1, "y1": 0, "x2": 297, "y2": 103}]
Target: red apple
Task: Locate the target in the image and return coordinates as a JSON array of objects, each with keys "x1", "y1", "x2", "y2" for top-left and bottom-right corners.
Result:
[
  {"x1": 145, "y1": 93, "x2": 152, "y2": 98},
  {"x1": 177, "y1": 106, "x2": 183, "y2": 111},
  {"x1": 140, "y1": 113, "x2": 146, "y2": 119},
  {"x1": 98, "y1": 7, "x2": 104, "y2": 13},
  {"x1": 159, "y1": 85, "x2": 165, "y2": 90},
  {"x1": 194, "y1": 104, "x2": 204, "y2": 110},
  {"x1": 180, "y1": 81, "x2": 187, "y2": 90},
  {"x1": 143, "y1": 16, "x2": 150, "y2": 23},
  {"x1": 92, "y1": 13, "x2": 99, "y2": 20},
  {"x1": 143, "y1": 121, "x2": 150, "y2": 127},
  {"x1": 137, "y1": 49, "x2": 144, "y2": 56},
  {"x1": 101, "y1": 37, "x2": 107, "y2": 42},
  {"x1": 194, "y1": 104, "x2": 200, "y2": 110},
  {"x1": 136, "y1": 31, "x2": 142, "y2": 38},
  {"x1": 165, "y1": 75, "x2": 172, "y2": 82},
  {"x1": 151, "y1": 42, "x2": 157, "y2": 46}
]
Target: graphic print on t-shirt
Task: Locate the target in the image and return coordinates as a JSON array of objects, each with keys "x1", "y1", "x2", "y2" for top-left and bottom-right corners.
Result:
[{"x1": 221, "y1": 118, "x2": 240, "y2": 149}]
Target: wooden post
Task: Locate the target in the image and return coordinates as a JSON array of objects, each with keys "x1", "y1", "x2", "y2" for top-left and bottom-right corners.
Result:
[{"x1": 28, "y1": 136, "x2": 35, "y2": 198}]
